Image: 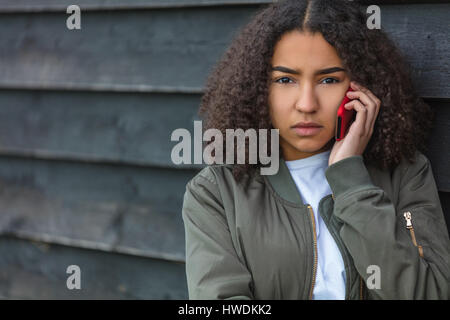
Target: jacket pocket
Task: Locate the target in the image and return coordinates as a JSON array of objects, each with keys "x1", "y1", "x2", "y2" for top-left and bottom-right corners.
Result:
[{"x1": 403, "y1": 211, "x2": 424, "y2": 258}]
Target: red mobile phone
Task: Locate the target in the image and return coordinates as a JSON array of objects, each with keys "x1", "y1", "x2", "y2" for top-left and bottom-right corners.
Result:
[{"x1": 335, "y1": 87, "x2": 355, "y2": 141}]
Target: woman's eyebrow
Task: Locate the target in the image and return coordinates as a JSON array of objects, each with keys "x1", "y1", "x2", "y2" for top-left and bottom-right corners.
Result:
[{"x1": 271, "y1": 66, "x2": 346, "y2": 75}]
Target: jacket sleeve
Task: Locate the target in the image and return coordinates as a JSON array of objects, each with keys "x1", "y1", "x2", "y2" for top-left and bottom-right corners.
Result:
[
  {"x1": 325, "y1": 151, "x2": 450, "y2": 300},
  {"x1": 181, "y1": 167, "x2": 254, "y2": 300}
]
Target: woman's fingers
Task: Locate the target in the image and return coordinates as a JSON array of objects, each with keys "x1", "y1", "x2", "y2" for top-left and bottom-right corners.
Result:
[
  {"x1": 348, "y1": 82, "x2": 380, "y2": 136},
  {"x1": 348, "y1": 85, "x2": 376, "y2": 109},
  {"x1": 345, "y1": 99, "x2": 368, "y2": 137},
  {"x1": 359, "y1": 84, "x2": 381, "y2": 110},
  {"x1": 356, "y1": 84, "x2": 381, "y2": 133},
  {"x1": 367, "y1": 91, "x2": 381, "y2": 133}
]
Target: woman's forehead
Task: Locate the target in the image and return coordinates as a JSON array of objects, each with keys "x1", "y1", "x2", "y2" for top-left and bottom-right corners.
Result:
[{"x1": 271, "y1": 31, "x2": 343, "y2": 72}]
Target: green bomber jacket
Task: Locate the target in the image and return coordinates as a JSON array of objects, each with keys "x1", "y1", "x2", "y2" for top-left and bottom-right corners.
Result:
[{"x1": 181, "y1": 151, "x2": 450, "y2": 299}]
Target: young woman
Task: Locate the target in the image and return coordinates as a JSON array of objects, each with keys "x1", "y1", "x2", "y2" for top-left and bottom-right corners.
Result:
[{"x1": 181, "y1": 0, "x2": 450, "y2": 299}]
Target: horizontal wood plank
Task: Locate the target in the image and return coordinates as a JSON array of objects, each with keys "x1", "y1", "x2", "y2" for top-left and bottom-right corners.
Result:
[
  {"x1": 0, "y1": 89, "x2": 204, "y2": 169},
  {"x1": 0, "y1": 7, "x2": 251, "y2": 93},
  {"x1": 0, "y1": 235, "x2": 188, "y2": 299},
  {"x1": 0, "y1": 157, "x2": 199, "y2": 262},
  {"x1": 0, "y1": 4, "x2": 448, "y2": 97},
  {"x1": 0, "y1": 0, "x2": 269, "y2": 12},
  {"x1": 0, "y1": 0, "x2": 448, "y2": 12}
]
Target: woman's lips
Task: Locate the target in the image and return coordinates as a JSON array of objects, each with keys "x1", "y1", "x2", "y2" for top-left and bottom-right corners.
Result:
[{"x1": 292, "y1": 126, "x2": 323, "y2": 136}]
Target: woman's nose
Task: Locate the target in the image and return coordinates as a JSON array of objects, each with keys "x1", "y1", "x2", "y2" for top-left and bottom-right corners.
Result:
[{"x1": 294, "y1": 87, "x2": 319, "y2": 113}]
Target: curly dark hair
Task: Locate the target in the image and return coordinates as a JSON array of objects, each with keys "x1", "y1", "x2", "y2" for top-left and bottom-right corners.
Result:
[{"x1": 198, "y1": 0, "x2": 433, "y2": 184}]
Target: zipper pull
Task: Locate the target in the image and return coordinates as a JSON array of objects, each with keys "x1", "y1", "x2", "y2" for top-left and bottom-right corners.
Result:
[{"x1": 403, "y1": 211, "x2": 413, "y2": 229}]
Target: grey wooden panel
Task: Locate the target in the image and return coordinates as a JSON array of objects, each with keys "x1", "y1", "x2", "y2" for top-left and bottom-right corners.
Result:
[
  {"x1": 0, "y1": 7, "x2": 254, "y2": 94},
  {"x1": 0, "y1": 235, "x2": 187, "y2": 299},
  {"x1": 0, "y1": 4, "x2": 449, "y2": 97},
  {"x1": 0, "y1": 0, "x2": 270, "y2": 12},
  {"x1": 384, "y1": 5, "x2": 450, "y2": 99},
  {"x1": 0, "y1": 0, "x2": 448, "y2": 12},
  {"x1": 0, "y1": 89, "x2": 203, "y2": 169},
  {"x1": 0, "y1": 156, "x2": 199, "y2": 262}
]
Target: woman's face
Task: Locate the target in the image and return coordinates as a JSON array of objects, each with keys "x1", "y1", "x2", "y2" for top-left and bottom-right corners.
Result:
[{"x1": 268, "y1": 30, "x2": 351, "y2": 161}]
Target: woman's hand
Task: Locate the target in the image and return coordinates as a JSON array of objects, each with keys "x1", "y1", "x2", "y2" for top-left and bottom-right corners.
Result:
[{"x1": 328, "y1": 81, "x2": 381, "y2": 166}]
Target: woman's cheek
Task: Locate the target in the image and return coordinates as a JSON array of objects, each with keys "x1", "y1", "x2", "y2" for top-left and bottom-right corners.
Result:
[{"x1": 323, "y1": 118, "x2": 336, "y2": 140}]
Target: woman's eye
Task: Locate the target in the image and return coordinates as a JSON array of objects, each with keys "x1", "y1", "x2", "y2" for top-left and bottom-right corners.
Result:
[
  {"x1": 321, "y1": 77, "x2": 339, "y2": 84},
  {"x1": 275, "y1": 77, "x2": 294, "y2": 84}
]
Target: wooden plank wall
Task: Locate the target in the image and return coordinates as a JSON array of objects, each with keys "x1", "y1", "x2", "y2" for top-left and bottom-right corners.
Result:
[{"x1": 0, "y1": 0, "x2": 448, "y2": 299}]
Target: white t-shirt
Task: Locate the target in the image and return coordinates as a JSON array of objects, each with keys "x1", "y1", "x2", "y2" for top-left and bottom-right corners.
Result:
[{"x1": 285, "y1": 150, "x2": 346, "y2": 300}]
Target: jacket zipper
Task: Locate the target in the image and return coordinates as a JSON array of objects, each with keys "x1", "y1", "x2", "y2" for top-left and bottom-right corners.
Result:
[
  {"x1": 317, "y1": 195, "x2": 352, "y2": 299},
  {"x1": 308, "y1": 196, "x2": 360, "y2": 299},
  {"x1": 403, "y1": 211, "x2": 424, "y2": 258},
  {"x1": 307, "y1": 205, "x2": 318, "y2": 300}
]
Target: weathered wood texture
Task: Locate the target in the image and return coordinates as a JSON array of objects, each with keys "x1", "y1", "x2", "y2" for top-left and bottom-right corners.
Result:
[
  {"x1": 0, "y1": 90, "x2": 202, "y2": 169},
  {"x1": 0, "y1": 4, "x2": 449, "y2": 98},
  {"x1": 0, "y1": 155, "x2": 198, "y2": 262},
  {"x1": 0, "y1": 0, "x2": 448, "y2": 12},
  {"x1": 0, "y1": 236, "x2": 188, "y2": 299}
]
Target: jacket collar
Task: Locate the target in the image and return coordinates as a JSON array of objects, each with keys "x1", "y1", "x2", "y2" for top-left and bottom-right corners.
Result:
[{"x1": 264, "y1": 155, "x2": 305, "y2": 206}]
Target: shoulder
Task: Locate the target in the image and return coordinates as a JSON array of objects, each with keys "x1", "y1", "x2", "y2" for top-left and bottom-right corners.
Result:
[
  {"x1": 364, "y1": 150, "x2": 434, "y2": 201},
  {"x1": 184, "y1": 164, "x2": 237, "y2": 204},
  {"x1": 367, "y1": 149, "x2": 431, "y2": 178},
  {"x1": 395, "y1": 150, "x2": 432, "y2": 180},
  {"x1": 382, "y1": 150, "x2": 437, "y2": 203},
  {"x1": 187, "y1": 164, "x2": 235, "y2": 188},
  {"x1": 184, "y1": 164, "x2": 263, "y2": 205},
  {"x1": 182, "y1": 166, "x2": 233, "y2": 220}
]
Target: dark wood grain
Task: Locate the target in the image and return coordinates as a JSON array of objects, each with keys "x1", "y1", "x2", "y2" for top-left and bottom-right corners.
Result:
[
  {"x1": 0, "y1": 4, "x2": 448, "y2": 98},
  {"x1": 0, "y1": 236, "x2": 188, "y2": 299},
  {"x1": 0, "y1": 89, "x2": 203, "y2": 169},
  {"x1": 0, "y1": 0, "x2": 449, "y2": 12},
  {"x1": 0, "y1": 156, "x2": 200, "y2": 262}
]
